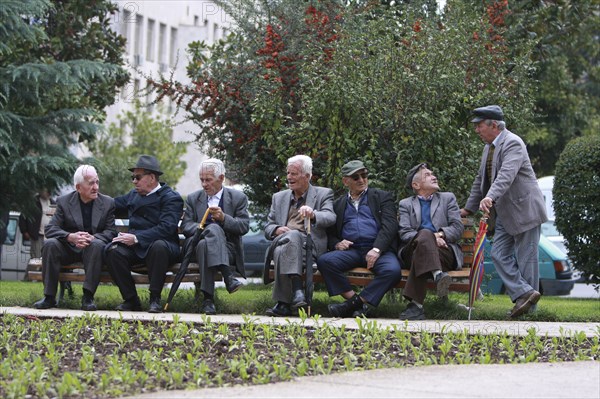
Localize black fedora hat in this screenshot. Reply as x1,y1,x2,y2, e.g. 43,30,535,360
129,155,163,175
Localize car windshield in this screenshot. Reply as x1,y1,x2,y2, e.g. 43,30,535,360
541,221,561,237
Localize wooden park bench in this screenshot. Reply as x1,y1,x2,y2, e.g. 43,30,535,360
26,220,213,304
267,218,477,295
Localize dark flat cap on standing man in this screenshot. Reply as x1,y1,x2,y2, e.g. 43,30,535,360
461,105,547,318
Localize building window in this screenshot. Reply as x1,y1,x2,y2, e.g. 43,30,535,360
169,27,178,67
158,23,167,68
134,14,143,58
146,19,155,62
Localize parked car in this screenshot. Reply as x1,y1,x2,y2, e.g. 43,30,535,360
1,211,31,281
481,234,576,296
242,217,270,276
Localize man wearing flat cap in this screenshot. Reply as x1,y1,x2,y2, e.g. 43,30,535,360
398,163,464,320
317,160,402,317
461,105,547,318
106,155,184,313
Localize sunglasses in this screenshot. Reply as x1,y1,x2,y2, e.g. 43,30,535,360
350,172,368,181
131,172,150,181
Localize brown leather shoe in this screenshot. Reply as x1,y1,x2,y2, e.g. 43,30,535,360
510,289,541,318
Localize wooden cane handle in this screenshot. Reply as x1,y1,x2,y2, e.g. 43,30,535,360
199,208,210,229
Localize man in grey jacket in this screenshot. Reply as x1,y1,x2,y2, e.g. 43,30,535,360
398,163,464,320
181,158,249,315
461,105,547,318
264,155,336,317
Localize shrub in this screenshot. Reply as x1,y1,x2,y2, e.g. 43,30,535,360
553,134,600,285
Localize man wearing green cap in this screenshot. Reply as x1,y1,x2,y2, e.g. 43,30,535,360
317,160,402,318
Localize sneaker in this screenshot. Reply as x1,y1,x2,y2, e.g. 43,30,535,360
399,302,425,320
434,271,452,298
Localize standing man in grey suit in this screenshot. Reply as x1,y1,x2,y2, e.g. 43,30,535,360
33,165,117,311
461,105,547,318
181,158,250,315
264,155,336,317
398,163,464,320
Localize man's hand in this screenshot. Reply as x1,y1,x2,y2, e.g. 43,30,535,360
68,231,94,248
479,197,494,213
335,239,354,251
111,232,137,246
365,249,380,269
274,226,291,237
460,208,472,218
298,205,314,220
208,206,225,223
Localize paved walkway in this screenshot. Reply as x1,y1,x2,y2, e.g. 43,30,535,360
2,306,599,398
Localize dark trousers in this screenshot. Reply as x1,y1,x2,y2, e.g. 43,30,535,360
41,237,104,297
401,230,456,304
106,240,175,301
317,248,402,307
190,224,234,296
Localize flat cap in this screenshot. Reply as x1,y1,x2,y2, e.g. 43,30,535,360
129,155,163,175
406,163,428,190
341,160,366,176
471,105,504,123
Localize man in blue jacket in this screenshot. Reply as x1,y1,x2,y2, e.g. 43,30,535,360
106,155,184,313
317,160,402,317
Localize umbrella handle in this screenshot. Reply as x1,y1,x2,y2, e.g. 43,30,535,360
305,216,311,235
199,208,210,230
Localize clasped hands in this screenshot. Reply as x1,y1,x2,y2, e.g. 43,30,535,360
68,231,95,248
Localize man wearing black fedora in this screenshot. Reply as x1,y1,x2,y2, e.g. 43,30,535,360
106,155,184,313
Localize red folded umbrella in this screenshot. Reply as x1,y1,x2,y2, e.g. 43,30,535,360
468,215,488,320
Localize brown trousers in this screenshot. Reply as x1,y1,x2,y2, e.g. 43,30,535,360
401,230,456,304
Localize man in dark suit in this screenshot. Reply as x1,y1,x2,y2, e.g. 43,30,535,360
461,105,547,318
181,158,249,315
33,165,116,311
317,160,402,318
398,163,464,320
106,155,184,313
264,155,336,317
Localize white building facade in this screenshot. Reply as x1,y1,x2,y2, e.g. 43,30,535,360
107,1,231,196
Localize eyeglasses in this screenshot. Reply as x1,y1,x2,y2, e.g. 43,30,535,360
131,173,150,181
350,172,368,181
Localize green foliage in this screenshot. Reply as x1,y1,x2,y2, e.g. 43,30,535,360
0,0,127,219
554,134,600,284
152,0,536,209
88,102,188,197
503,0,600,176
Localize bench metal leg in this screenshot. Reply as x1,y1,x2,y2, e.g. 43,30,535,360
58,281,74,305
194,281,202,301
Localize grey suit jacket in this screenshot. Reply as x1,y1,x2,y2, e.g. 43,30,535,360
264,185,336,257
398,192,464,269
465,129,547,235
181,187,250,277
45,191,117,249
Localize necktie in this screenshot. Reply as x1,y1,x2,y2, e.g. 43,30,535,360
486,144,495,183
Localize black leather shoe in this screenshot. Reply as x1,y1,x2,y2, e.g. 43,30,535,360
265,302,292,317
200,299,217,315
291,289,307,309
33,296,57,310
434,271,452,298
115,297,142,312
148,297,162,313
81,296,97,311
328,301,354,318
352,304,370,318
399,302,425,320
225,276,242,294
510,290,541,318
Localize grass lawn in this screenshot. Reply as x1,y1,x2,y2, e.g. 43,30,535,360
1,280,598,322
